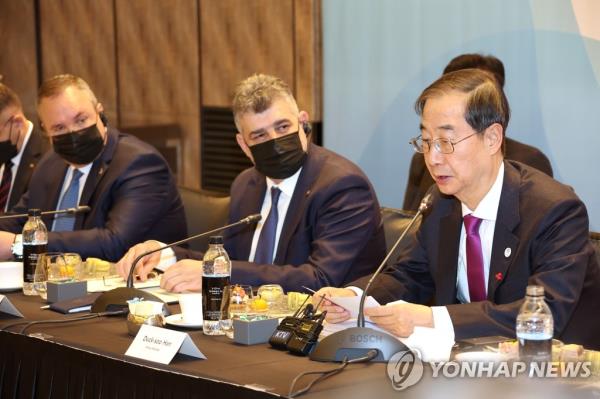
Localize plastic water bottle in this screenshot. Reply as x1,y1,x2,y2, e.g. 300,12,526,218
22,209,48,296
202,236,231,335
516,285,553,363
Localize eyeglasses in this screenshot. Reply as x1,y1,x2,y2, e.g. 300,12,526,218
409,132,480,154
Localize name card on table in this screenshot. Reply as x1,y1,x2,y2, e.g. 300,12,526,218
125,324,206,364
0,294,23,317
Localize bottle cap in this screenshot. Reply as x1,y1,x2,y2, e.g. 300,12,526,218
209,236,224,245
526,285,544,297
28,208,41,217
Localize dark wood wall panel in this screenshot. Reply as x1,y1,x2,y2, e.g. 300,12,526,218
39,0,118,124
200,0,295,107
294,0,322,120
116,0,200,189
0,0,38,122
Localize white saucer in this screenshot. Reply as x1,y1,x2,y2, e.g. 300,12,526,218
165,313,203,329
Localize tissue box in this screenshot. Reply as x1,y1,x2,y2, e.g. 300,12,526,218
46,281,87,303
233,317,278,345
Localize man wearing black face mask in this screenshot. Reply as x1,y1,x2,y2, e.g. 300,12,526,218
0,74,187,262
117,74,387,293
0,83,49,213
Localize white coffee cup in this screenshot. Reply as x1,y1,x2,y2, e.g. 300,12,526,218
179,292,203,324
0,262,23,290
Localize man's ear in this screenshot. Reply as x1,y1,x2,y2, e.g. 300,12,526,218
236,133,254,163
484,123,503,155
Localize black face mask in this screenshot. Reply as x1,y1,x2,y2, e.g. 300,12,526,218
249,131,307,179
0,140,18,165
52,123,104,165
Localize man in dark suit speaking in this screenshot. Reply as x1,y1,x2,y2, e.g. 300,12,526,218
317,69,600,350
0,74,187,261
0,83,48,212
117,74,386,292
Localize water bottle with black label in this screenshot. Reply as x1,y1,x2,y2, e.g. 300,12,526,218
516,285,553,363
22,209,48,296
202,236,231,335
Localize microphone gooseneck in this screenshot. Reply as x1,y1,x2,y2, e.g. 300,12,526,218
0,205,91,220
356,192,432,327
90,214,261,313
309,190,434,363
125,214,262,288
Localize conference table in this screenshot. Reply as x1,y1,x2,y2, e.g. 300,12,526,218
0,293,598,399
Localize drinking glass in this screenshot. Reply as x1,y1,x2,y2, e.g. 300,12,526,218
221,284,254,338
33,252,82,300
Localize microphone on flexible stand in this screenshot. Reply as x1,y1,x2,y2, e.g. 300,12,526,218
90,214,262,313
309,192,434,362
0,205,91,220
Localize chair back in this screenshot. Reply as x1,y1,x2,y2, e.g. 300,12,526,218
179,187,230,252
380,207,421,267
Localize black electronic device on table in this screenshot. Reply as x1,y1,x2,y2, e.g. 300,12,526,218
286,312,326,356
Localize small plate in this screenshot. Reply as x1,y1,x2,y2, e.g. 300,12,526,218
165,313,203,329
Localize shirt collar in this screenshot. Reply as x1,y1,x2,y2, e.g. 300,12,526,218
266,167,302,198
69,162,93,176
461,162,504,221
10,121,33,166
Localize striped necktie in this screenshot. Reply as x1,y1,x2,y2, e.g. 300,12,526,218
0,162,13,211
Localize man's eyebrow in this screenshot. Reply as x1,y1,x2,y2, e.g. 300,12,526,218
50,111,87,131
249,118,291,135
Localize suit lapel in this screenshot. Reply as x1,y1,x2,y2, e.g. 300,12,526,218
273,144,318,264
236,172,266,261
487,161,521,299
434,199,462,305
75,128,118,230
10,130,45,209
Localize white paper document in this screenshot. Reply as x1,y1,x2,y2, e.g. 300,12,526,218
320,299,454,362
327,295,380,318
87,276,161,292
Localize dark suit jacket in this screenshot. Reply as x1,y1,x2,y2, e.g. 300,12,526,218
6,128,49,211
403,137,554,211
0,127,187,262
354,160,600,349
175,143,387,292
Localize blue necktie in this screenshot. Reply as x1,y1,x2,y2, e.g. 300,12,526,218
254,187,282,264
54,169,83,232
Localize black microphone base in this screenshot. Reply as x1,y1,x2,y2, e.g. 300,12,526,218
309,327,409,362
91,287,168,314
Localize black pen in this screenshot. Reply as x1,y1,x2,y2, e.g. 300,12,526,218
301,286,349,312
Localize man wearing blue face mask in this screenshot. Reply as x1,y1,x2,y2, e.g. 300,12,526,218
116,74,386,292
0,74,187,261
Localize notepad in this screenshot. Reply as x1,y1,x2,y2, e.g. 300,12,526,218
48,292,102,314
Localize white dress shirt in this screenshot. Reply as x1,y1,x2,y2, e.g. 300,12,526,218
0,121,33,212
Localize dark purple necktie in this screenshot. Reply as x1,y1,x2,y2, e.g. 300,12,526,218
464,214,486,302
0,162,13,211
253,187,282,264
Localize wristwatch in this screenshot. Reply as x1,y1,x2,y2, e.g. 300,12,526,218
11,234,23,259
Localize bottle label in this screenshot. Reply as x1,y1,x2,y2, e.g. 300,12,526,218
202,275,230,321
23,244,48,283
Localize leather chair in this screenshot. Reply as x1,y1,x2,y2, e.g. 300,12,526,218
380,207,421,267
178,187,230,252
